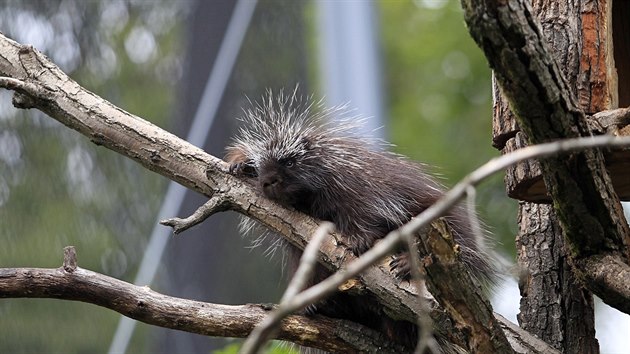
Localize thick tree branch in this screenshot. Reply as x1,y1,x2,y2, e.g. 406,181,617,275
0,252,561,354
0,247,398,353
461,0,630,314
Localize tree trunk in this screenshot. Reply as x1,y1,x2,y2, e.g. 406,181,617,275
493,1,618,352
515,203,597,353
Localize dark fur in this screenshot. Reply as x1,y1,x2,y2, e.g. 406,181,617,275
226,93,496,351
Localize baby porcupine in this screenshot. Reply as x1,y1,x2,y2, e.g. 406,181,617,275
226,91,497,350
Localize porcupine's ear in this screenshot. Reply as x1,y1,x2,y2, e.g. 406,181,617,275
299,136,313,150
225,146,249,164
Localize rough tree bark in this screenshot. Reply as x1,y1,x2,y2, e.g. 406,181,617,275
515,203,597,353
463,0,630,312
493,1,606,352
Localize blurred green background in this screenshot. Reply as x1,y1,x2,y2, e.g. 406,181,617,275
0,0,518,353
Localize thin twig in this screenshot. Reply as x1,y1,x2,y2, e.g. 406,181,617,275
159,196,225,234
240,222,334,354
282,222,334,302
404,232,440,354
466,185,486,253
0,77,33,92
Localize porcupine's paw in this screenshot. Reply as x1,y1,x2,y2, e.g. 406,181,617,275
349,237,375,258
228,160,257,177
389,253,411,281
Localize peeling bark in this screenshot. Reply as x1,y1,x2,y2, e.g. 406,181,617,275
462,0,630,338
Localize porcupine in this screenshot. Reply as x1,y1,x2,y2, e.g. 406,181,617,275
225,91,497,351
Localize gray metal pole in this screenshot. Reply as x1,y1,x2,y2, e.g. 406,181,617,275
316,0,386,137
107,1,257,352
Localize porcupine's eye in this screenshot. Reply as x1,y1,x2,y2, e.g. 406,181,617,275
280,157,296,168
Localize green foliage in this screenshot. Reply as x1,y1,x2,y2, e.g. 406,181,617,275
380,0,492,178
379,0,517,252
212,341,298,354
212,343,242,354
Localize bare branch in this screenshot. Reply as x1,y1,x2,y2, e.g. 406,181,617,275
590,107,630,134
0,76,39,95
0,248,400,353
495,314,560,354
282,222,335,303
465,186,485,250
581,254,630,306
0,37,224,199
401,224,440,354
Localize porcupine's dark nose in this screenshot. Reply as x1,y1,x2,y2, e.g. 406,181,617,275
262,177,277,188
261,174,281,193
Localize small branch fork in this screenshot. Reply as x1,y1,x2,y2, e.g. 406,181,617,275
160,197,227,234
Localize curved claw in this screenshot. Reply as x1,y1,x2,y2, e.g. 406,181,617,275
303,303,319,316
390,253,411,281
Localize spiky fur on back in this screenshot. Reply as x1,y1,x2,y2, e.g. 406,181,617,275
226,90,497,350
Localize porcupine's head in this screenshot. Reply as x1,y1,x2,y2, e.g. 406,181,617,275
227,90,371,213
